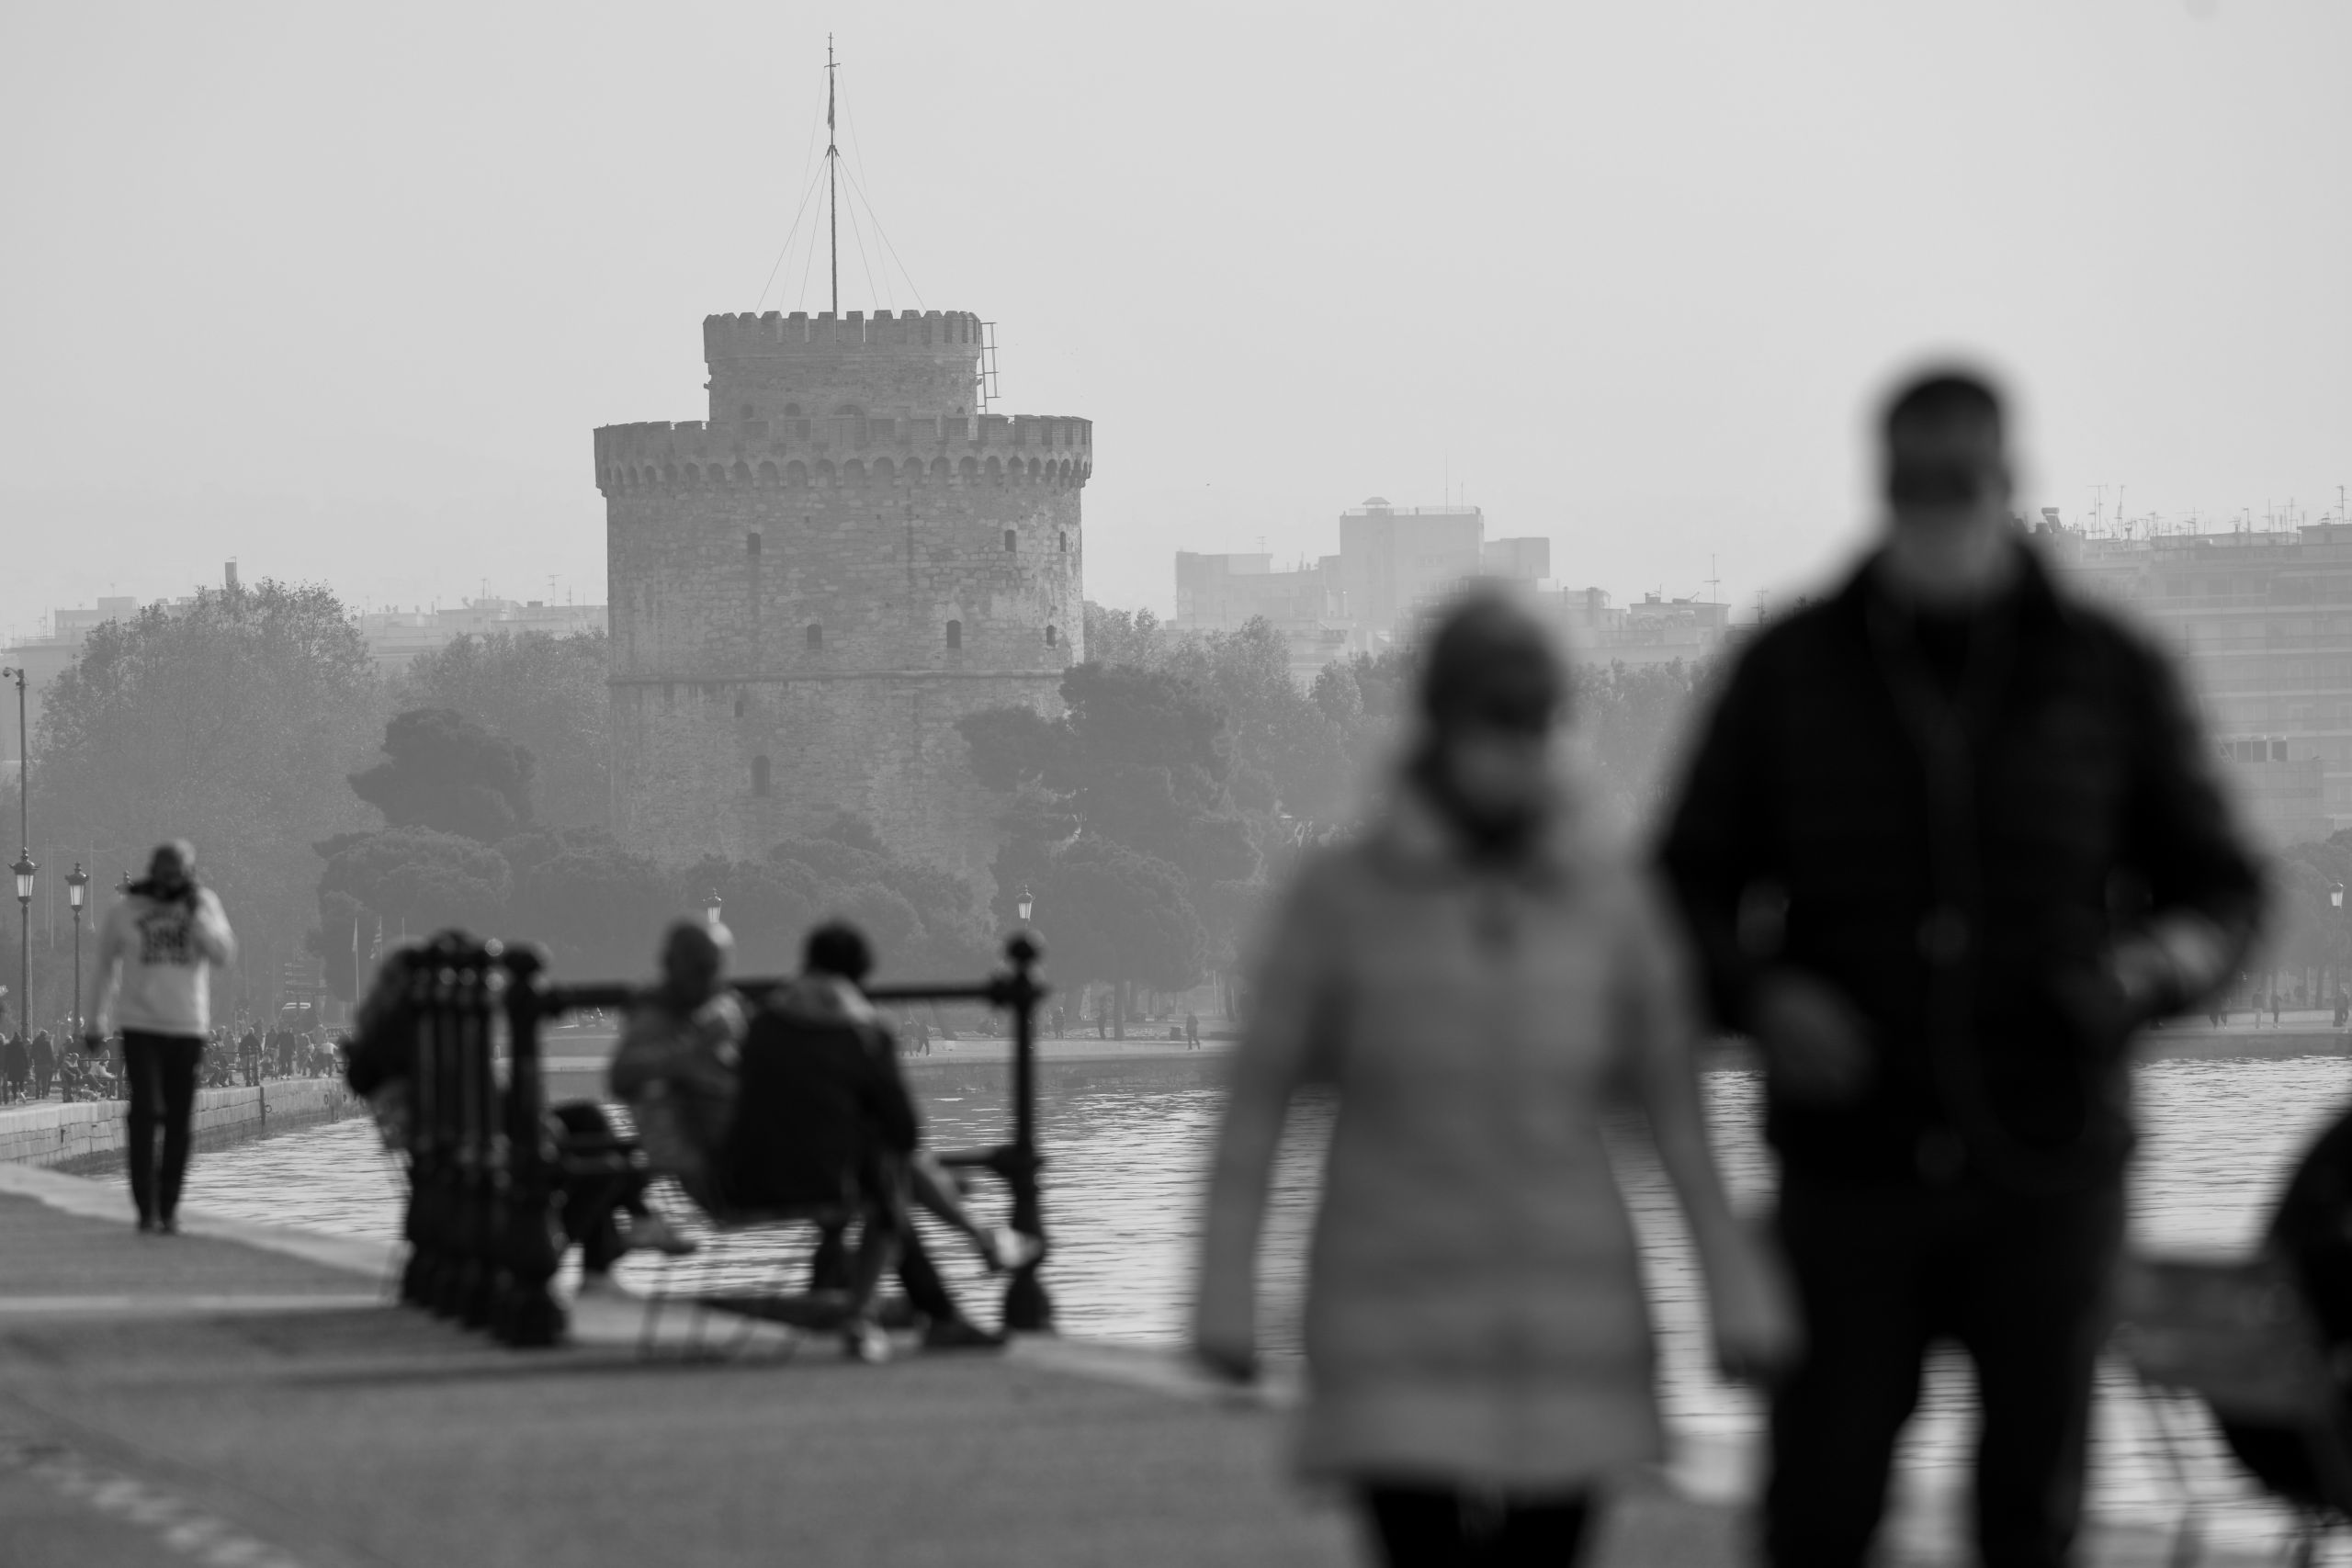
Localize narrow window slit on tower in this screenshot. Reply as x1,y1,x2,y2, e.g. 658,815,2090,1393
807,624,823,649
1046,625,1057,647
945,619,962,650
747,531,762,557
1005,528,1018,552
752,755,771,796
1058,530,1068,553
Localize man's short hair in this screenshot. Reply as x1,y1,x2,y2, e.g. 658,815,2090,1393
1882,369,2005,448
803,920,874,984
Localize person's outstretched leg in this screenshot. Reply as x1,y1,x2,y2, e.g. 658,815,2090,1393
153,1037,201,1227
121,1033,163,1228
1358,1484,1470,1568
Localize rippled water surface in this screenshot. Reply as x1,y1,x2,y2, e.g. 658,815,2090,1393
127,1051,2352,1549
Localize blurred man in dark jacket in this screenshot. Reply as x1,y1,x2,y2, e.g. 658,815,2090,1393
737,922,1006,1352
1658,369,2265,1568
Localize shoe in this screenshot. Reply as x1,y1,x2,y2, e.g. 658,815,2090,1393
921,1316,1006,1352
979,1225,1044,1275
842,1319,891,1364
135,1216,157,1235
157,1216,179,1236
622,1213,697,1257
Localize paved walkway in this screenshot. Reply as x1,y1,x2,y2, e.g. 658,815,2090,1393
0,1165,2271,1567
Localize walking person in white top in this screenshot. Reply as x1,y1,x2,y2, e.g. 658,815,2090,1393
83,841,238,1234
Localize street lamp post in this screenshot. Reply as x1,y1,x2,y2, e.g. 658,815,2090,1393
703,889,724,928
1,666,28,1039
65,863,89,1037
9,851,33,1044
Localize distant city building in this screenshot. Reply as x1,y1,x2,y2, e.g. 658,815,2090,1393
2048,518,2352,847
1338,500,1488,642
1172,551,1348,685
1170,501,1723,687
359,598,605,678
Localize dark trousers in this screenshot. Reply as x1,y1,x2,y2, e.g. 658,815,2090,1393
809,1193,959,1322
549,1102,649,1276
122,1032,203,1224
1766,1172,2124,1568
1355,1484,1592,1568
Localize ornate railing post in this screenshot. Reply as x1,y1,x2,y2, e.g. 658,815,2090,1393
398,951,437,1308
494,946,567,1348
996,933,1052,1332
456,946,499,1328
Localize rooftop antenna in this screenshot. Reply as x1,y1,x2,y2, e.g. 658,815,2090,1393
826,35,840,317
1707,554,1721,605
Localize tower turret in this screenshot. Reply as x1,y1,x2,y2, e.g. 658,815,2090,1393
703,309,986,423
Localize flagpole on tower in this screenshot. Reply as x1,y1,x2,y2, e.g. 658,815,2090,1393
826,34,840,317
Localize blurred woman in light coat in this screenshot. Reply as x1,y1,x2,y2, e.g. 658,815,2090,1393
1194,591,1795,1568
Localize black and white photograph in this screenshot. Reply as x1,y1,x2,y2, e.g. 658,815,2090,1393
1,4,2348,1564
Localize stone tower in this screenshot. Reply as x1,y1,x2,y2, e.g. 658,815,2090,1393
594,309,1090,879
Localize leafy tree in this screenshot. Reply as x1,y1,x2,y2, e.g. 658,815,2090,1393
1574,659,1714,826
680,815,990,979
34,580,379,1013
349,707,535,841
1082,603,1176,668
398,630,609,829
316,827,513,936
507,832,678,978
1030,839,1204,1033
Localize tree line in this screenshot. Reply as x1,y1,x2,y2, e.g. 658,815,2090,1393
0,580,1719,1031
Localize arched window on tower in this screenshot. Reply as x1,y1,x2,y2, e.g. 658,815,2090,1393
1004,528,1018,552
783,403,803,418
1058,530,1069,554
746,530,762,558
945,619,962,650
1045,625,1057,648
807,624,823,650
733,693,747,718
752,755,771,796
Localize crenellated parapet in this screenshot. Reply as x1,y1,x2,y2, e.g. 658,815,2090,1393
704,308,985,354
594,413,1092,496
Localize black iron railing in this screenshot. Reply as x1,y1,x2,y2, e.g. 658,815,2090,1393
396,932,1051,1348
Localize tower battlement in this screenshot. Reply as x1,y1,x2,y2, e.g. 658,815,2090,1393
594,413,1091,496
703,309,985,354
702,309,989,423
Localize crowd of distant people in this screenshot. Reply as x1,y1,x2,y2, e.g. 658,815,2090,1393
0,1016,346,1105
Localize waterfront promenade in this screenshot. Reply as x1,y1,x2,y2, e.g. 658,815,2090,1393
0,1152,2277,1567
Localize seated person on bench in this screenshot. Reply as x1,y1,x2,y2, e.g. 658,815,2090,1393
346,934,674,1297
609,920,746,1230
732,921,1012,1351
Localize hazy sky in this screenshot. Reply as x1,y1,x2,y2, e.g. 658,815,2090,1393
3,0,2346,643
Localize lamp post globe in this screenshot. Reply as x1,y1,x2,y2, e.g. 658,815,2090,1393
1017,885,1035,924
65,862,87,912
704,890,724,928
10,852,32,908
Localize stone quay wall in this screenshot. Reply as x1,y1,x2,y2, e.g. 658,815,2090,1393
0,1079,361,1172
